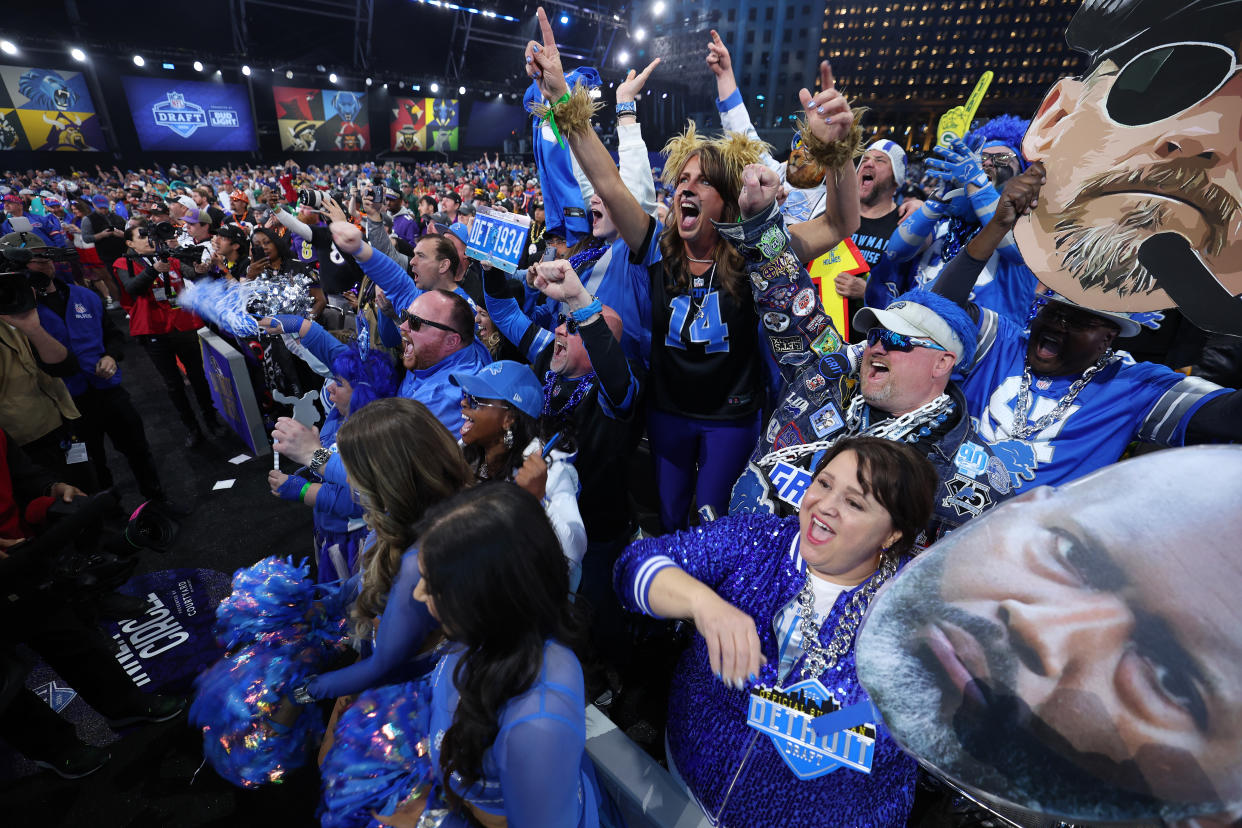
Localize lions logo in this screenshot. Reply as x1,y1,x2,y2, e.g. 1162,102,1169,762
331,91,361,123
18,69,78,111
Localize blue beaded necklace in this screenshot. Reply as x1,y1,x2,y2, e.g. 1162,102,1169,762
543,369,596,416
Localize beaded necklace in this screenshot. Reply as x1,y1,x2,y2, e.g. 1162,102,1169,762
568,244,607,275
542,369,596,417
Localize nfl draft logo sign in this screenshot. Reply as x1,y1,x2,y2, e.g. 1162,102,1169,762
153,91,207,137
152,91,240,138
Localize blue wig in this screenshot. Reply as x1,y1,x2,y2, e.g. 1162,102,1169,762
331,347,399,416
965,114,1031,169
889,288,978,368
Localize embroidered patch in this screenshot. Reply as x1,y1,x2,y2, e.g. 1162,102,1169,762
802,313,830,336
986,454,1012,495
817,352,850,380
773,421,805,451
990,439,1038,489
804,373,826,393
809,402,845,439
763,311,792,332
768,459,811,505
953,441,989,478
941,474,994,517
791,288,816,317
765,416,782,444
760,284,797,307
780,394,811,420
769,335,803,355
757,226,787,259
811,327,844,355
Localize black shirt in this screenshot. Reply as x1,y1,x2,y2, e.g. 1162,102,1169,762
635,217,761,420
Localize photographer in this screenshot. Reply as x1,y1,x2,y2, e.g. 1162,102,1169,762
0,428,185,779
6,234,175,507
116,223,227,448
210,224,250,282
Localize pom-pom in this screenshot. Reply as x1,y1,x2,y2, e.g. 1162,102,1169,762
178,277,260,337
190,640,329,788
214,556,350,654
528,82,601,145
796,105,868,171
318,680,436,828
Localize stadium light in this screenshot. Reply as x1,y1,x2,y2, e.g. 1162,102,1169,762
366,77,373,86
458,85,465,95
132,54,145,67
635,27,646,42
560,14,569,24
0,41,17,56
242,65,251,76
286,70,294,79
430,82,439,93
193,60,204,71
653,0,666,14
70,47,87,62
618,50,630,64
329,72,338,83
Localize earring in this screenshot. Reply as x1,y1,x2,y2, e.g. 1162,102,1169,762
503,427,514,449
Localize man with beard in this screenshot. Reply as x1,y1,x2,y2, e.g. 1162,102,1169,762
1011,0,1241,330
886,116,1039,324
855,446,1242,826
938,163,1240,489
838,141,908,321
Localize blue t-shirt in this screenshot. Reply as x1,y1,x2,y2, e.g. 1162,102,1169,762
960,310,1226,489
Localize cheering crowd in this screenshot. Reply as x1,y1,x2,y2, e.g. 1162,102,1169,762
1,3,1240,826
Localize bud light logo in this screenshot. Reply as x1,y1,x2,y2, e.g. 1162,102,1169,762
152,91,239,138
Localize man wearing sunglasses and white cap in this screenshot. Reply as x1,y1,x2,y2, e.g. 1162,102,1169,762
1012,0,1242,331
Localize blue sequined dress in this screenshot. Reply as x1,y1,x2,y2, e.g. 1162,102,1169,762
614,514,917,828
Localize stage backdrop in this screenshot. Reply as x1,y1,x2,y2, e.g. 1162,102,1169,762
121,76,256,152
390,97,459,152
0,65,106,151
273,86,370,151
463,100,527,150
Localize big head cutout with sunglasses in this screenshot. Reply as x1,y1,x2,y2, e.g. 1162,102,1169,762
856,445,1242,824
1012,0,1242,335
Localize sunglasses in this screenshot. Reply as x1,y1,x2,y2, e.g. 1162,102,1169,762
463,392,508,410
866,327,947,353
1106,41,1241,127
399,310,463,338
981,151,1018,167
1039,303,1116,331
555,313,580,334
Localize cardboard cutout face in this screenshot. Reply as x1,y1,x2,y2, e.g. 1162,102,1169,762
1012,10,1241,333
856,446,1242,823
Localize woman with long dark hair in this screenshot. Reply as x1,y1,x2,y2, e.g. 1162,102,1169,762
523,10,861,530
615,437,938,827
393,483,604,827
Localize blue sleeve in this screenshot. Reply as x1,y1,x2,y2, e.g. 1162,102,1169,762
312,481,363,522
308,549,435,699
886,204,940,263
614,514,786,618
375,309,403,349
358,248,419,316
297,319,350,369
484,290,554,366
322,452,348,486
498,717,585,828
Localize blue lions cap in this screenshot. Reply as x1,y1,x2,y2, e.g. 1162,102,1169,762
448,222,470,244
450,360,543,419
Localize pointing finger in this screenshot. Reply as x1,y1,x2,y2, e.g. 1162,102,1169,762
710,29,722,46
819,60,834,92
637,57,660,81
536,7,556,50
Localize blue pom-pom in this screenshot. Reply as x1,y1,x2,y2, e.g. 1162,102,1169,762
318,680,436,828
190,639,330,788
214,556,350,652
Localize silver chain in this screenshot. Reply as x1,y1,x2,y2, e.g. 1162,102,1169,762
795,555,897,679
1011,351,1116,439
757,393,953,470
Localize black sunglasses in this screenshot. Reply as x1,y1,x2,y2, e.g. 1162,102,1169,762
555,313,580,334
399,309,463,338
1106,41,1241,127
1039,303,1117,331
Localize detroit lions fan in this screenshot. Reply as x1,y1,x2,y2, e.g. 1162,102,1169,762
937,163,1241,489
725,199,1013,542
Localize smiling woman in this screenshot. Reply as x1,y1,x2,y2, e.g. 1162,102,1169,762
615,437,938,828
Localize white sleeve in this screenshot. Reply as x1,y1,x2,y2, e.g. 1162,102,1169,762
569,150,594,204
274,208,313,241
719,98,782,175
543,460,587,569
617,121,657,219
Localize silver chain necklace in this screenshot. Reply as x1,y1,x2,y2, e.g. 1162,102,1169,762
795,555,896,679
1011,350,1116,440
844,393,953,442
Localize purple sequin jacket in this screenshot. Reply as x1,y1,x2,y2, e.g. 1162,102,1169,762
614,513,917,828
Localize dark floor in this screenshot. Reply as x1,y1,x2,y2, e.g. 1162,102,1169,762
0,306,323,827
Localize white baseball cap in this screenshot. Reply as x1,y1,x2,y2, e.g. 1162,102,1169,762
865,140,907,186
854,298,966,366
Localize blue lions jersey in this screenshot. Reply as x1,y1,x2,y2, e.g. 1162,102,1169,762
960,310,1227,489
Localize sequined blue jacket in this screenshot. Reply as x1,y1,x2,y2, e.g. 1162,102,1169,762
614,514,917,828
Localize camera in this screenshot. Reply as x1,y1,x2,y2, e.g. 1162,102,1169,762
0,243,78,314
297,188,325,209
0,269,36,315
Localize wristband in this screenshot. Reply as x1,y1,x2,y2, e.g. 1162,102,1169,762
291,679,316,705
615,101,637,117
568,297,603,324
299,482,311,503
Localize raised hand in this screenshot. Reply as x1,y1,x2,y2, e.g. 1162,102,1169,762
329,220,364,255
532,258,587,305
992,161,1045,232
524,7,569,102
705,29,733,78
799,61,853,146
616,58,660,104
925,138,987,189
738,163,783,218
